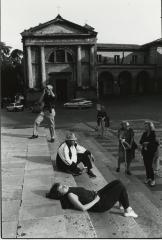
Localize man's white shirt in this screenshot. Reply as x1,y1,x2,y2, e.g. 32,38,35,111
58,142,86,165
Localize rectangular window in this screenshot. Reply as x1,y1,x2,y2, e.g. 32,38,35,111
132,55,137,64
114,55,120,64
56,50,65,62
97,54,102,63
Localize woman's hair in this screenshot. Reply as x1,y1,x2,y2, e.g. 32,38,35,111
144,121,155,131
46,183,62,200
120,121,129,129
122,121,130,127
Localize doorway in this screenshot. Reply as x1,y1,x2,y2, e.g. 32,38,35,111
55,78,67,101
98,72,114,99
48,72,72,101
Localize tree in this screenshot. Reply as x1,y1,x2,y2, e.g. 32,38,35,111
10,49,23,65
1,42,24,98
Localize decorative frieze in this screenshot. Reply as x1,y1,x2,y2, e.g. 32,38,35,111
24,38,96,46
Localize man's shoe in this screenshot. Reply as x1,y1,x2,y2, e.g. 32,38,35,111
72,169,82,176
144,178,151,184
87,170,96,178
149,180,156,186
50,138,55,143
116,168,120,172
126,170,132,175
73,172,82,176
29,135,38,139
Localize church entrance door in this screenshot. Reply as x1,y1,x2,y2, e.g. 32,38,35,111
48,72,72,101
55,78,67,101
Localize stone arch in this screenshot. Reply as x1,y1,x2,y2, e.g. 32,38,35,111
98,71,114,99
47,47,75,63
136,71,150,94
118,71,132,96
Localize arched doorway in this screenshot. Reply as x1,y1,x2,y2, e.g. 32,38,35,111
47,48,74,101
118,71,132,96
136,71,150,95
98,72,114,99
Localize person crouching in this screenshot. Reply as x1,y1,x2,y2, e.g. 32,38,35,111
56,131,96,178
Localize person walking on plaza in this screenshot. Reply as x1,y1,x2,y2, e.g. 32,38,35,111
46,179,138,218
139,121,159,186
30,84,56,143
96,105,110,137
116,121,137,175
56,131,96,178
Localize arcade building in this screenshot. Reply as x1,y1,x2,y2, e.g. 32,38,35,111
21,15,162,102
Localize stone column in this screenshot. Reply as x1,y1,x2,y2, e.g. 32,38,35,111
40,46,46,87
77,45,82,87
27,46,33,88
90,45,95,86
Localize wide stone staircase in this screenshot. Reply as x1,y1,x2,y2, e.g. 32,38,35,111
2,123,162,238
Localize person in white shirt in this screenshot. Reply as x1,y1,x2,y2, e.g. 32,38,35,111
56,132,96,178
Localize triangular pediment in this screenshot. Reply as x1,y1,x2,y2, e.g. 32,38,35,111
21,15,97,37
34,23,86,35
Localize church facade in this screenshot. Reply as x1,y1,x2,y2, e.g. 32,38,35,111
21,15,162,102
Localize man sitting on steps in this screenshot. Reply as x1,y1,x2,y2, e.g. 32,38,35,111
56,131,96,178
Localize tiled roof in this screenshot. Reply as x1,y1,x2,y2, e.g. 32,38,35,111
141,38,162,48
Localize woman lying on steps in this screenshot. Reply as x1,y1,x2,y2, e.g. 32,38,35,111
46,179,138,218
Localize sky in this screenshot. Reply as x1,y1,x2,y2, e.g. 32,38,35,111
1,0,161,50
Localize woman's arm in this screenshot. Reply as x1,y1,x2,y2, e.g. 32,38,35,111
68,193,100,211
139,132,145,145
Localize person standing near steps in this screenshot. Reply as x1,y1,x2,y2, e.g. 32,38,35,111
139,121,159,186
30,84,56,143
116,121,137,175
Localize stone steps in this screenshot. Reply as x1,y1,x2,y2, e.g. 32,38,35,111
55,128,147,237
1,128,31,238
74,125,162,238
47,128,97,238
16,128,65,238
76,131,147,238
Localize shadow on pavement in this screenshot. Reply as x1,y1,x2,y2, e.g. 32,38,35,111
32,189,48,197
13,155,51,165
2,133,31,138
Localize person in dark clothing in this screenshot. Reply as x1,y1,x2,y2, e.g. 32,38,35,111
30,85,56,142
96,105,110,136
46,180,138,218
139,121,159,186
56,131,96,178
116,121,137,175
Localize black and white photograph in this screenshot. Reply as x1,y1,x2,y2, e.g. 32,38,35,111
1,0,162,238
